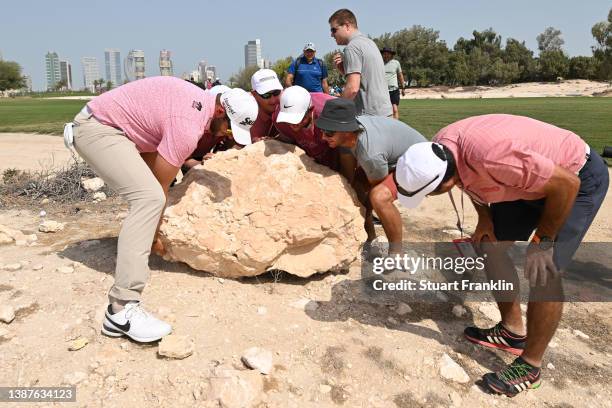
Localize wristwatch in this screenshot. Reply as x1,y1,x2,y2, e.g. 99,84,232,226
531,234,554,251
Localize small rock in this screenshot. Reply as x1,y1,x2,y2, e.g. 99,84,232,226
207,368,263,408
82,177,104,192
158,335,194,359
452,305,467,318
241,347,273,374
549,340,558,348
478,303,501,321
573,329,590,340
32,264,44,271
0,327,14,340
41,198,50,204
0,305,16,323
289,298,319,312
395,302,412,315
56,266,74,274
439,353,470,384
3,263,22,271
546,363,555,370
39,220,65,233
319,384,332,394
387,317,399,325
63,371,87,386
256,306,267,315
93,192,107,202
0,232,13,246
68,337,89,351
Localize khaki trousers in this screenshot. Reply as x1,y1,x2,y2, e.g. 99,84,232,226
73,110,165,303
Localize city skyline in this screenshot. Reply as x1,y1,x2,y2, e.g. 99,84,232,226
2,0,610,90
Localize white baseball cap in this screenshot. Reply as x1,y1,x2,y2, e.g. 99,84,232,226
251,69,282,95
276,86,311,125
303,42,316,51
395,142,448,208
209,84,231,96
220,88,258,146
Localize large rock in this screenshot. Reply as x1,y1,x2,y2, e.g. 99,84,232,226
159,141,366,278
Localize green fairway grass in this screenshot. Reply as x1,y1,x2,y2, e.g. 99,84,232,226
399,97,612,152
0,96,610,151
0,98,86,134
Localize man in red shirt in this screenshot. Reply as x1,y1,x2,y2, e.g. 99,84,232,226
249,69,282,142
395,114,608,396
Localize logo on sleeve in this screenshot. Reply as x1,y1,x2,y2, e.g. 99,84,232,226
192,101,202,111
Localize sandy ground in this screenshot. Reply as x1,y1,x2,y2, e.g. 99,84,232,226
402,79,611,99
0,134,73,173
0,130,611,407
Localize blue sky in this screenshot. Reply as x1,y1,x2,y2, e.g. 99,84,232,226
1,0,610,90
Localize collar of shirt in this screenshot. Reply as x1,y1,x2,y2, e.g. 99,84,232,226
348,30,362,42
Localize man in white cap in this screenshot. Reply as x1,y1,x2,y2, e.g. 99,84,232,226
273,86,339,169
285,42,329,94
315,98,426,256
395,114,608,397
249,69,283,142
68,77,257,343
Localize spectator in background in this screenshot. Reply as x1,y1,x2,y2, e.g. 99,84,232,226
249,69,283,142
285,42,329,94
328,8,392,117
381,47,405,119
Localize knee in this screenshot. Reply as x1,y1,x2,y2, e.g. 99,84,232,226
138,184,166,213
369,184,393,209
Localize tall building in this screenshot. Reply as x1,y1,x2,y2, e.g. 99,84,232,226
59,60,72,90
244,39,263,68
124,50,145,82
45,51,61,90
81,57,100,92
104,48,122,88
159,50,173,76
22,75,32,92
206,65,217,80
198,60,208,83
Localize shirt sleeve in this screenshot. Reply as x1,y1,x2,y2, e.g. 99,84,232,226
360,155,389,181
157,116,200,168
287,59,296,75
479,140,555,193
395,60,402,74
343,45,363,75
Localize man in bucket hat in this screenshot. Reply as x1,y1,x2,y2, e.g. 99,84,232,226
315,98,426,256
395,114,608,396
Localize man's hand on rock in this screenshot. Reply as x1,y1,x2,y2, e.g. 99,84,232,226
151,237,166,256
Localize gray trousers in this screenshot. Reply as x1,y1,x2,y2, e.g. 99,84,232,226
73,110,166,303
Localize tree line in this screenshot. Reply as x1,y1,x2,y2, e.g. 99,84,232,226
231,7,611,90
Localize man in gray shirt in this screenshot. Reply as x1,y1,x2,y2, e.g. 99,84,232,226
316,98,426,256
328,9,392,117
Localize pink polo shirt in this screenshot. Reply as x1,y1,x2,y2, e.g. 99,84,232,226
433,114,587,204
87,76,215,167
273,92,337,168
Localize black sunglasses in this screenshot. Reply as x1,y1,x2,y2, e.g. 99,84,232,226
395,173,440,197
330,25,342,34
258,89,281,99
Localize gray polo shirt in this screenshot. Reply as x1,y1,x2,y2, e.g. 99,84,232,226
352,115,426,181
343,31,393,117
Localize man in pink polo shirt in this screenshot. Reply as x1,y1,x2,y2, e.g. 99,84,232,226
273,86,339,169
249,69,282,142
68,77,258,343
395,114,608,396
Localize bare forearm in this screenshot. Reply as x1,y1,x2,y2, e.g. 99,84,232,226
536,186,578,238
342,84,358,99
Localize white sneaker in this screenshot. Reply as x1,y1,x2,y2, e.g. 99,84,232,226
102,302,172,343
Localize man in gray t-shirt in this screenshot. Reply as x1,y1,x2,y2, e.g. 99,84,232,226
328,9,392,117
316,98,426,256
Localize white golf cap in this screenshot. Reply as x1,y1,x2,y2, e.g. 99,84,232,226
303,42,316,51
276,86,311,125
220,88,258,146
209,84,231,97
251,69,283,95
395,142,448,208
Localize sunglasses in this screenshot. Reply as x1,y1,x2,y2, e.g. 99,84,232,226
321,130,336,136
330,25,342,34
258,89,281,99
